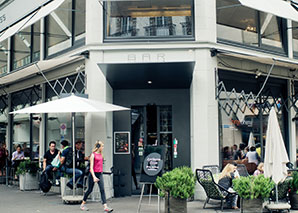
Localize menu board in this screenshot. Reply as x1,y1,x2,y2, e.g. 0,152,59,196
114,131,130,154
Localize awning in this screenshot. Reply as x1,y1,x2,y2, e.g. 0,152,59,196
0,0,65,43
239,0,298,23
0,55,83,85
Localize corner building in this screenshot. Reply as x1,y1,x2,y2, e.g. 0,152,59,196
1,0,298,199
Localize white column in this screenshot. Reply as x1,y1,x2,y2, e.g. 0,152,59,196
85,51,113,198
287,19,293,59
191,49,218,199
194,0,217,43
86,0,103,45
288,79,296,167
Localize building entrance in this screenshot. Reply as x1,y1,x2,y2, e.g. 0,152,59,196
131,104,173,194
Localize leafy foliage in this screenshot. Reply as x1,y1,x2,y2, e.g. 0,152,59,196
232,175,274,200
290,171,298,194
155,166,195,199
16,160,39,176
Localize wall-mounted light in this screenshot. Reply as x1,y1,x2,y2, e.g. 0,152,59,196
147,80,152,84
255,70,262,79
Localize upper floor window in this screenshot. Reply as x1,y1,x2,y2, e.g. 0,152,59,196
12,22,40,70
292,21,298,56
217,0,286,53
46,0,85,57
0,40,8,75
105,0,193,40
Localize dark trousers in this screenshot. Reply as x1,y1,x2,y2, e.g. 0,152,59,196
83,172,106,204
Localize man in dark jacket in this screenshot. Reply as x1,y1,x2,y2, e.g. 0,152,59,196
60,140,83,189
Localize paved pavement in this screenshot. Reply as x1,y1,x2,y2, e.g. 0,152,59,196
1,184,298,213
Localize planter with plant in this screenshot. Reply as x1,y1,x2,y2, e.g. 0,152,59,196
155,166,196,213
233,174,274,213
16,160,39,191
290,171,298,209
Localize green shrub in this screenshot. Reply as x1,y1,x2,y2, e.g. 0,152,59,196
15,160,39,176
155,166,196,199
232,175,274,200
290,171,298,194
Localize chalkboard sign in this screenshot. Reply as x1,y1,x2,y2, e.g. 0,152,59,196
140,145,165,183
114,131,130,154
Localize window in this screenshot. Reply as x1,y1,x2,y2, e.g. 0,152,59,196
11,87,41,159
46,0,85,57
105,0,193,39
12,23,40,70
292,21,298,55
0,40,8,75
217,0,285,53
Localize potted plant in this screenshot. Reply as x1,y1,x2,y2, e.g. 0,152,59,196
16,160,39,191
233,174,274,213
155,166,195,213
290,171,298,209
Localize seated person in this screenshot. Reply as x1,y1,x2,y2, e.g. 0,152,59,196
253,162,264,176
218,163,239,210
11,145,24,169
43,141,59,183
245,146,260,165
60,140,83,189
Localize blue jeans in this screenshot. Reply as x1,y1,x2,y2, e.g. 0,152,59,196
44,165,60,180
63,167,83,186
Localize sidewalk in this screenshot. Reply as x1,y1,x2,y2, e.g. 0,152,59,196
1,184,296,213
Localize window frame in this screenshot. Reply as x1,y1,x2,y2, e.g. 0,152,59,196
103,0,195,42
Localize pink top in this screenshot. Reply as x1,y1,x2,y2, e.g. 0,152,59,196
92,152,103,173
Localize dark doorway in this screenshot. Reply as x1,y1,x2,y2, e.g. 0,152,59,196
131,104,173,194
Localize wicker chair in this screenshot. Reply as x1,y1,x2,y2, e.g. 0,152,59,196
196,169,237,211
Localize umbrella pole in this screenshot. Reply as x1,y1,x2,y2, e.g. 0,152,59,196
72,112,75,197
275,184,278,203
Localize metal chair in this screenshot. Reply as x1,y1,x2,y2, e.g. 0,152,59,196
202,165,220,175
196,169,237,211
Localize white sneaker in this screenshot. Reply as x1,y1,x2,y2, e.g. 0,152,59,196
80,204,89,211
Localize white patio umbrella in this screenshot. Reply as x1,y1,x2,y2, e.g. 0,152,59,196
264,107,289,203
247,131,255,148
10,94,130,199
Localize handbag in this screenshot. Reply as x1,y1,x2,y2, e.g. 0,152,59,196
51,154,61,168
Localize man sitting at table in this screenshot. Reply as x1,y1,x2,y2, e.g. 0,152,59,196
11,145,25,173
43,141,59,184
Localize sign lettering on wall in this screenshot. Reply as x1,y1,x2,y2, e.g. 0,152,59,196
127,53,166,62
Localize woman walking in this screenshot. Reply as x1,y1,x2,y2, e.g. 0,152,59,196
80,141,113,212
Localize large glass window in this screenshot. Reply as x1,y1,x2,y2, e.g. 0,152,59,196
46,0,86,56
0,40,8,75
12,23,40,70
74,0,86,41
105,0,193,39
11,87,41,159
217,0,285,52
292,21,298,55
218,70,287,172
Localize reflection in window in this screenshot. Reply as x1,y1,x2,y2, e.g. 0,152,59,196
0,40,8,75
11,87,41,159
46,0,86,56
12,22,40,70
75,0,86,41
292,22,298,53
105,0,193,38
217,0,284,51
217,0,258,46
260,12,282,48
47,0,72,56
